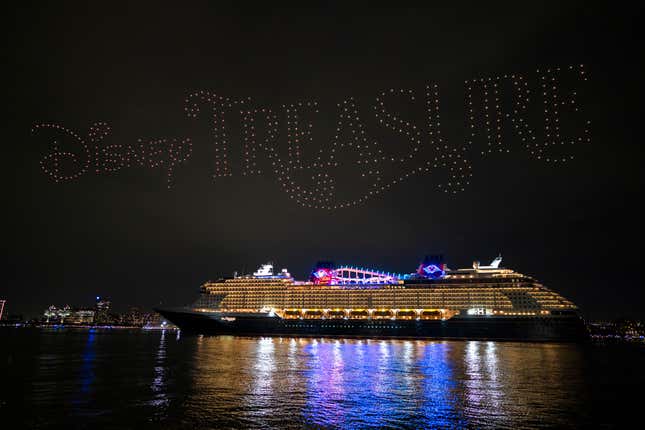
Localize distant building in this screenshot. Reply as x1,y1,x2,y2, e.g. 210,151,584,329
67,308,95,325
94,297,112,324
144,312,175,329
43,305,72,323
144,312,162,327
588,319,645,339
123,307,144,326
43,305,57,322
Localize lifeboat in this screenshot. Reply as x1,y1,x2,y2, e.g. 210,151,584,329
396,310,417,320
327,310,346,319
303,309,324,319
420,310,442,320
349,309,369,319
372,309,394,319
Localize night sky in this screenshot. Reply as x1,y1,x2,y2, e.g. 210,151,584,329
6,2,644,320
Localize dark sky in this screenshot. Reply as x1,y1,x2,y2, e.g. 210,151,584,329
6,2,644,319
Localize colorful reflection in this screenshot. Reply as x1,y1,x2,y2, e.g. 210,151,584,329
80,330,97,394
300,339,463,428
14,330,606,429
70,329,97,415
149,330,170,411
462,341,503,425
183,336,588,428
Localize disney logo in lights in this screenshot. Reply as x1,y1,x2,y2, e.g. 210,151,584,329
33,65,591,210
422,264,445,279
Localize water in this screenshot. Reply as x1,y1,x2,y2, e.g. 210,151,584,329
1,328,642,429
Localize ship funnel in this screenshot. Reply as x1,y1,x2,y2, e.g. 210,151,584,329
417,254,446,279
253,263,274,277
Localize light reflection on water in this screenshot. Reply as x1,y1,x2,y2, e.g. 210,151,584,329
185,337,580,428
149,329,169,411
2,329,643,428
70,328,96,415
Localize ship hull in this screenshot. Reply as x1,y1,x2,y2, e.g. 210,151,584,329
155,308,589,342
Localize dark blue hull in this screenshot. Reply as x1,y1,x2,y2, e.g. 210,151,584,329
155,308,589,342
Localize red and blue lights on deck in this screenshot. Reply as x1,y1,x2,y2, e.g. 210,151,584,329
310,256,446,286
417,255,446,280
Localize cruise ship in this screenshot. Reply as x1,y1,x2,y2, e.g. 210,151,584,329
155,256,589,341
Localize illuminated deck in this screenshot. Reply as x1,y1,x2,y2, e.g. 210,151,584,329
193,258,578,320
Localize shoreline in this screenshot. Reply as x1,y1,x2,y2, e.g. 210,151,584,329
0,323,177,330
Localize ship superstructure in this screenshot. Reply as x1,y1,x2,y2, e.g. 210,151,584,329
157,256,587,341
194,257,576,318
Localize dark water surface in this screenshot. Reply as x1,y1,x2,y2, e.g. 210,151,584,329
1,328,642,429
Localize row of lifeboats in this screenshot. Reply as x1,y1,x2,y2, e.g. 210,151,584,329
279,308,454,320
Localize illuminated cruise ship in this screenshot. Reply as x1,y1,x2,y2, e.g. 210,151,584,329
155,256,588,341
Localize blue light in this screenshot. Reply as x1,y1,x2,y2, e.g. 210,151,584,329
422,264,445,279
96,296,100,301
72,330,97,412
301,340,461,427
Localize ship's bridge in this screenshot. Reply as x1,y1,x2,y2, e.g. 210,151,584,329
249,263,292,279
445,256,523,279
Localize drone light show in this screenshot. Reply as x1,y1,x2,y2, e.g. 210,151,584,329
33,65,590,210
